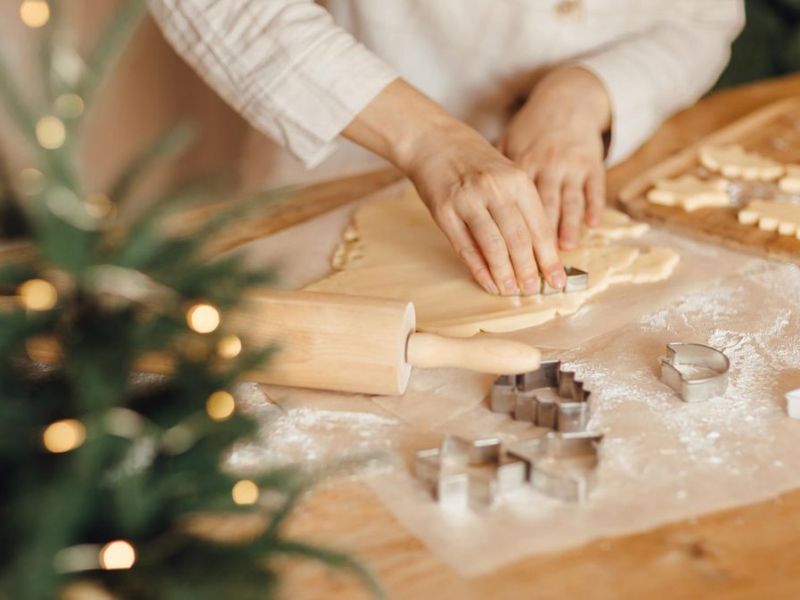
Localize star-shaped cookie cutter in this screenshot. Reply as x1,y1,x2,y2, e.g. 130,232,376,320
659,342,729,403
414,435,527,509
414,431,603,507
490,359,591,432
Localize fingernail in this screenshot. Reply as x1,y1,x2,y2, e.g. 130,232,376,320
503,279,519,295
486,281,500,295
523,277,540,295
548,266,567,289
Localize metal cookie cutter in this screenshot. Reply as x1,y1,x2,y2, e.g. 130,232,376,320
508,431,603,503
414,435,527,509
540,266,589,295
660,342,730,403
490,359,591,432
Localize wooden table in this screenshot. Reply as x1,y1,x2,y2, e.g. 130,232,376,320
269,75,800,600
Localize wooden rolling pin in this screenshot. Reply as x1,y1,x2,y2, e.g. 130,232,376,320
23,290,540,396
229,290,540,395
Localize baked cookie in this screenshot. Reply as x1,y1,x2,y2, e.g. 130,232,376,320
647,175,730,211
699,145,784,181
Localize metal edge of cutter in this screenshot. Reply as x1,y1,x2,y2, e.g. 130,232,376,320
659,342,730,403
414,431,603,508
490,359,591,433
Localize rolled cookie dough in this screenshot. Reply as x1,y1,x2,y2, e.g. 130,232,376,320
779,165,800,195
699,145,784,181
647,175,731,211
738,200,800,238
306,185,680,337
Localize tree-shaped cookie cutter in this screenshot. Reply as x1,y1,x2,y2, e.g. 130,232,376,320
490,359,591,432
414,431,603,507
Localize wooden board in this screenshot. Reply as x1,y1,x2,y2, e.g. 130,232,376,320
618,98,800,264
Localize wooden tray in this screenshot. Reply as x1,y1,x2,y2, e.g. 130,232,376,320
618,98,800,264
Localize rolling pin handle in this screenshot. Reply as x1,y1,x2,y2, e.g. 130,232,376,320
406,332,540,375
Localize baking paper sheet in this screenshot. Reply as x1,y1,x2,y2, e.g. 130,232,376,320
227,189,800,576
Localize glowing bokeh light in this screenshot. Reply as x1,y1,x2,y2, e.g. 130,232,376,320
186,303,220,334
232,480,259,505
36,116,66,149
99,540,136,570
19,0,50,28
216,334,242,359
43,419,86,453
18,279,58,311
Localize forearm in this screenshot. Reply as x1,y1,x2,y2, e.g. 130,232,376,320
342,79,487,174
525,67,612,135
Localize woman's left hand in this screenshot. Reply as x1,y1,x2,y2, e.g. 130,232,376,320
498,67,611,250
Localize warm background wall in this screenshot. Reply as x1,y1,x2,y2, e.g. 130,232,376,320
0,0,252,205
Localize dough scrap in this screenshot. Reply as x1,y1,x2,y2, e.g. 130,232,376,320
647,175,731,211
306,185,680,337
779,165,800,195
699,145,784,181
738,200,800,238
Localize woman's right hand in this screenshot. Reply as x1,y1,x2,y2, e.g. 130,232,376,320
404,125,566,296
344,79,565,296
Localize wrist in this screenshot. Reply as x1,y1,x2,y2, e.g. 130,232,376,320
344,79,480,176
527,66,611,133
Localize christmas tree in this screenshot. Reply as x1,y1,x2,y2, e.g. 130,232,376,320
0,1,380,598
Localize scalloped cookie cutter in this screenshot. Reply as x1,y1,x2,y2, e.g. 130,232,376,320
490,359,591,432
660,342,730,403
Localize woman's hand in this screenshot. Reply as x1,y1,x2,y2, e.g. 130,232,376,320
498,67,611,250
344,79,565,296
406,125,566,296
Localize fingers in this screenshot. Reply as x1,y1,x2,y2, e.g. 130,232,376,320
585,168,606,227
559,176,584,250
487,202,540,295
437,207,499,295
514,185,566,290
461,207,520,296
536,170,562,229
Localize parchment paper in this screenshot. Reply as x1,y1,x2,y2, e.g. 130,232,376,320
227,187,800,576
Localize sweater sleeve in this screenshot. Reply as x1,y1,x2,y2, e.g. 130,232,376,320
148,0,398,167
575,0,745,165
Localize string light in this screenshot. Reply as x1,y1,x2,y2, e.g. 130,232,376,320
206,391,235,421
186,303,220,334
84,193,114,219
216,334,242,359
99,540,136,570
42,419,86,453
19,0,50,28
18,278,58,311
18,167,45,196
231,480,259,505
54,93,85,119
35,116,66,149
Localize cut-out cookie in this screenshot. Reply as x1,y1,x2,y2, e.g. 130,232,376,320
699,145,784,181
307,185,680,337
646,175,730,211
738,200,800,238
779,165,800,195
